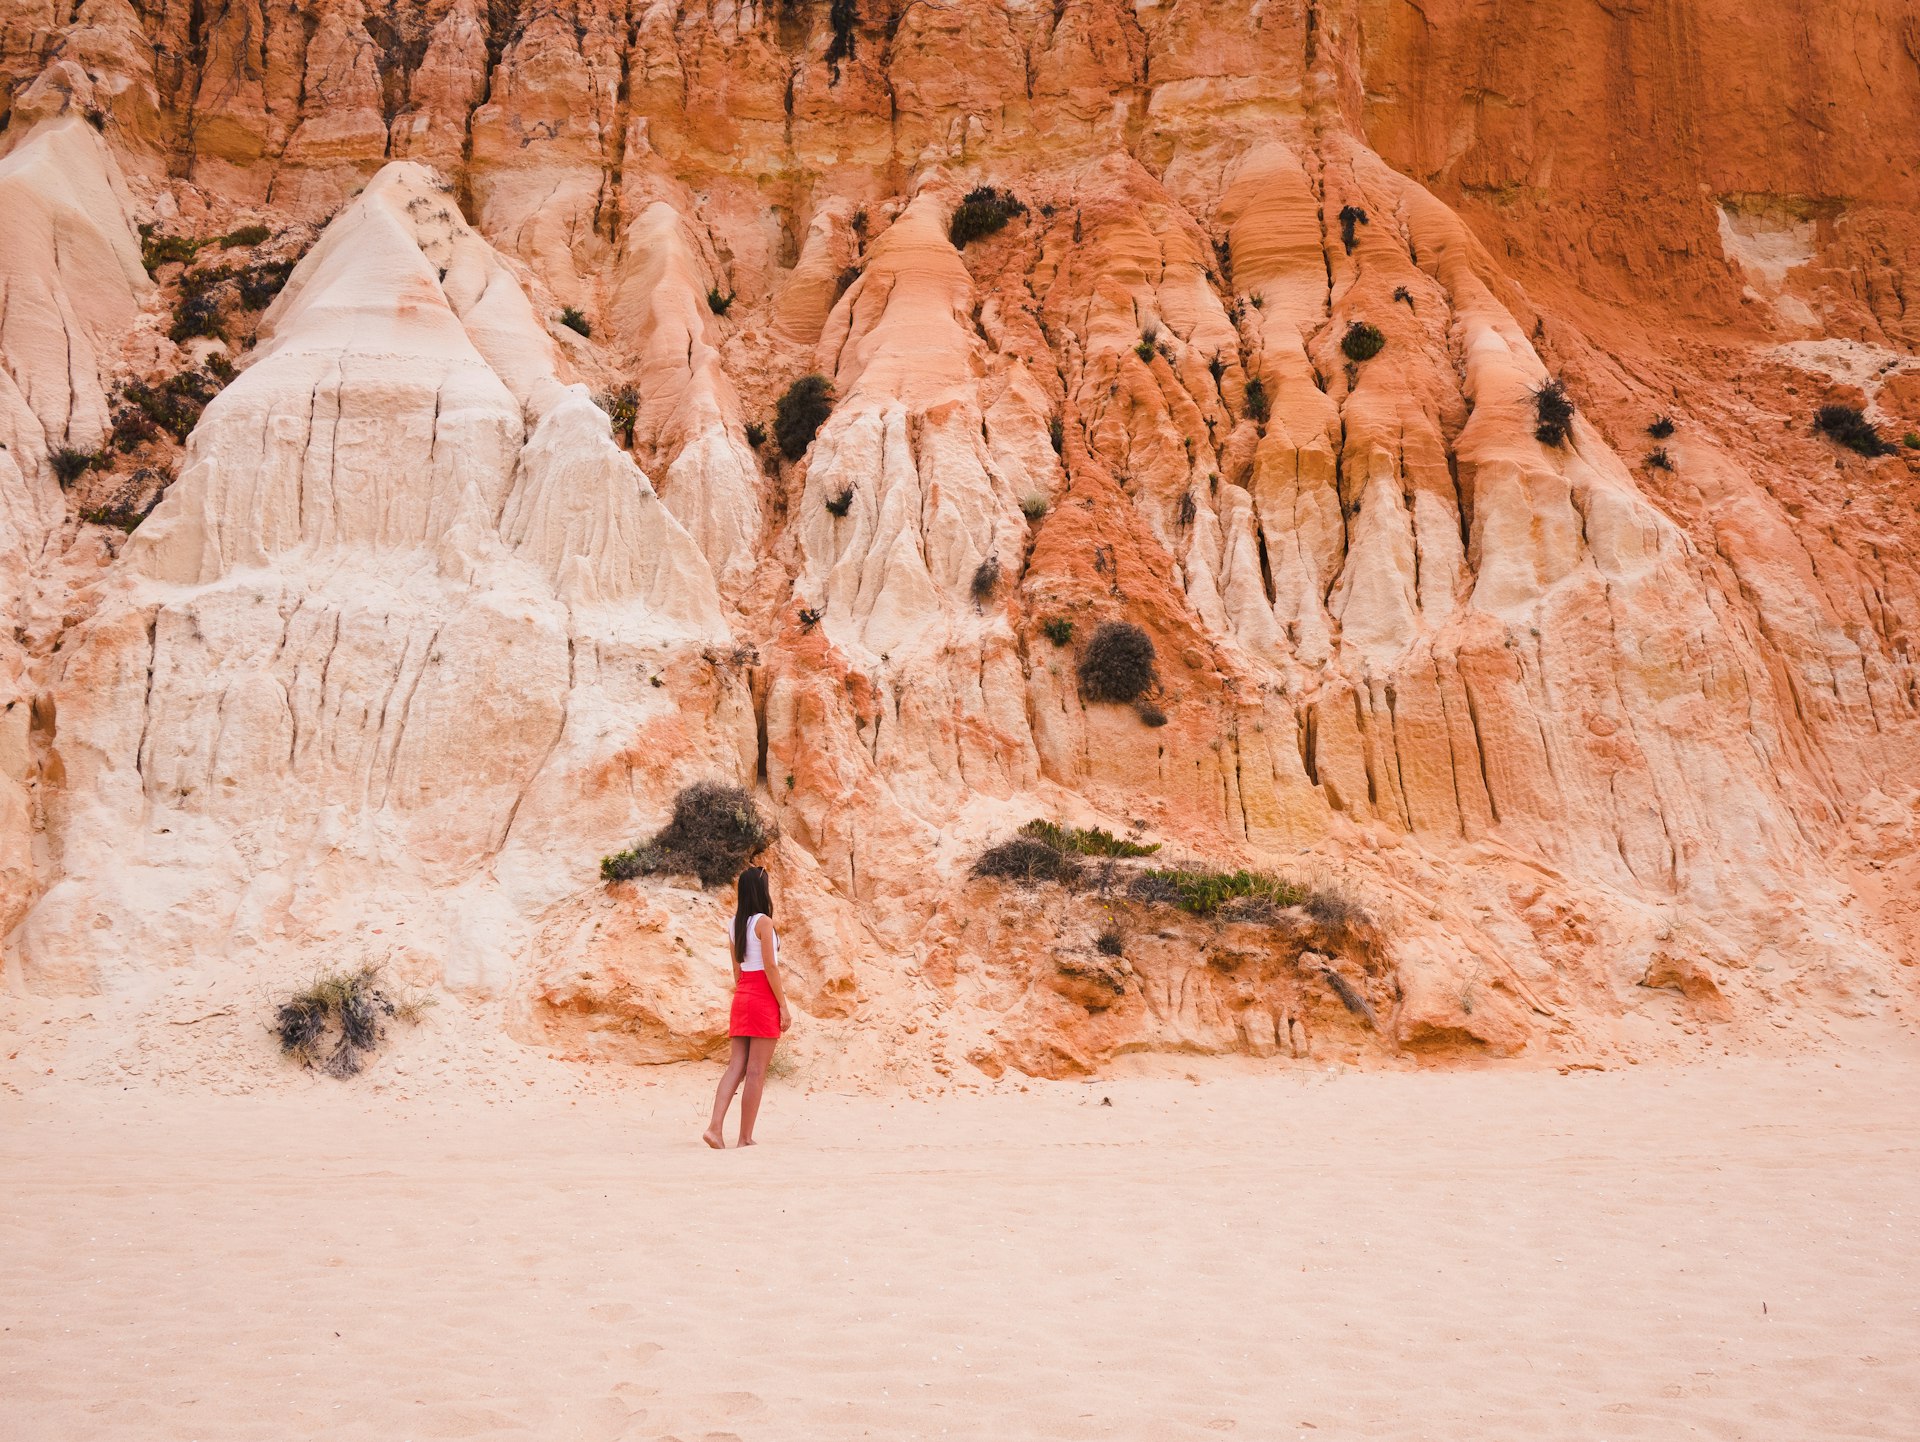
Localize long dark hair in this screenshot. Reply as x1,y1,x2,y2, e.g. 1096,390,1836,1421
733,865,772,965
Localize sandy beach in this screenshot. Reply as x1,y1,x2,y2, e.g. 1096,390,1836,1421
4,1049,1916,1441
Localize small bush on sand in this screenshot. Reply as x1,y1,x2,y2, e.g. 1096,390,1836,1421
1041,617,1073,647
1815,404,1896,457
274,965,431,1078
605,781,774,888
1341,321,1385,363
1534,378,1575,447
949,186,1026,248
1020,818,1158,858
775,374,834,459
973,836,1081,886
559,306,591,338
1077,620,1156,704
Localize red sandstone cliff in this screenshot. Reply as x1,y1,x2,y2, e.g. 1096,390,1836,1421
0,0,1915,1079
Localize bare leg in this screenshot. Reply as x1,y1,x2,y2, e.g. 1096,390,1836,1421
737,1037,778,1146
704,1038,748,1148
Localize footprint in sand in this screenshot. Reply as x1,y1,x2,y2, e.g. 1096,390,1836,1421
590,1302,640,1321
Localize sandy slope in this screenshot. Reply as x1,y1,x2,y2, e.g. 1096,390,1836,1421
3,1052,1916,1441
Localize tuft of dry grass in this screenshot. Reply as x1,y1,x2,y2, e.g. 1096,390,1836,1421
273,965,433,1077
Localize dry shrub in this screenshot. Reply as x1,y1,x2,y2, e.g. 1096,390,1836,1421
274,966,431,1078
1077,621,1156,704
974,837,1081,886
603,781,774,888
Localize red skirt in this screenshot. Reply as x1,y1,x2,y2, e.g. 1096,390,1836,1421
729,971,781,1039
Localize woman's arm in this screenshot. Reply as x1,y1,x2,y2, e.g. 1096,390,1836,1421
756,915,792,1029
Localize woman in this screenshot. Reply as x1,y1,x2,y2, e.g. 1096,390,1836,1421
704,865,792,1148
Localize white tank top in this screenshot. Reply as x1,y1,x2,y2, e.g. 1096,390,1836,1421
736,913,776,972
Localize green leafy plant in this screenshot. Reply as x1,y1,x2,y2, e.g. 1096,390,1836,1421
1077,620,1156,704
1341,321,1385,363
1243,377,1270,426
1905,432,1919,450
707,287,735,315
558,306,591,338
776,374,835,459
949,186,1026,248
1135,329,1157,362
1041,617,1073,647
218,225,271,248
1019,818,1159,858
139,224,202,275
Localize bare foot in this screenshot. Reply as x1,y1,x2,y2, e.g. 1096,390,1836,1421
738,1137,757,1147
702,1128,725,1149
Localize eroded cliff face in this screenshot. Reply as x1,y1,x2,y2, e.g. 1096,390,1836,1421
0,0,1915,1081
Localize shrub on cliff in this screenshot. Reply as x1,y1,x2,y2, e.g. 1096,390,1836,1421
603,781,774,888
170,292,224,344
1077,620,1156,704
1338,205,1369,253
1533,378,1575,447
949,186,1026,248
1647,415,1676,439
274,965,431,1078
970,555,1000,603
1243,377,1270,426
1020,818,1158,858
775,374,834,459
558,306,591,338
1341,321,1385,363
974,836,1081,886
1815,404,1896,457
50,448,101,487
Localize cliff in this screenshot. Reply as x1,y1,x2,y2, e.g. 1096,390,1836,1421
1,0,1916,1080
